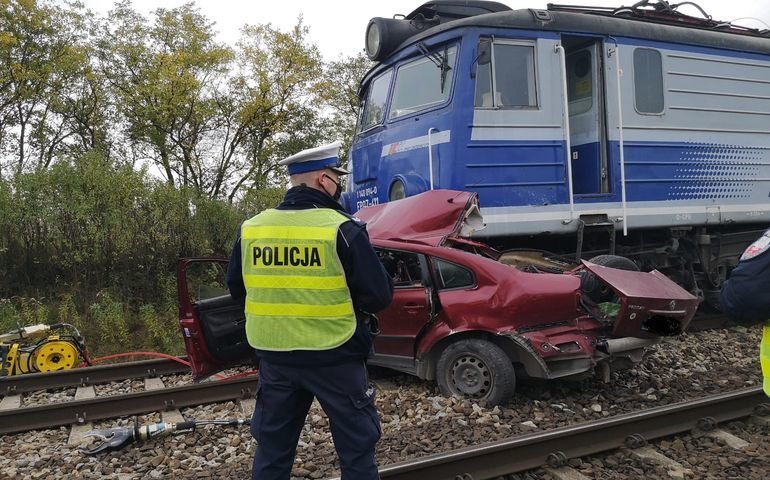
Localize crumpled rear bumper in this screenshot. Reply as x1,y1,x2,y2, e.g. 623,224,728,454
503,324,661,381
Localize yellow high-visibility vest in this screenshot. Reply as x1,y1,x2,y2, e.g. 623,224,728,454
240,208,356,351
762,324,770,396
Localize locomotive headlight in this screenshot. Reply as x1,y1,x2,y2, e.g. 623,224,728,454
365,17,422,62
389,178,406,201
365,20,382,60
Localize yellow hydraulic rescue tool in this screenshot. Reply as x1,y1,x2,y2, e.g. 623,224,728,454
0,323,89,376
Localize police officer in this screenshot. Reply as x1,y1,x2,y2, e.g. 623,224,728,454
226,141,394,480
720,227,770,397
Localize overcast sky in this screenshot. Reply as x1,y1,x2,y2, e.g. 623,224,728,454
82,0,770,60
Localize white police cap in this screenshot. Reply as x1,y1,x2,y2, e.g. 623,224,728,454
279,141,350,176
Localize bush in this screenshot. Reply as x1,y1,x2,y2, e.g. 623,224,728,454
140,304,184,356
0,151,283,357
89,290,130,351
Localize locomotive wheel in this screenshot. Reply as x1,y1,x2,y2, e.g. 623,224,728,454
436,339,515,406
581,254,640,303
32,340,79,372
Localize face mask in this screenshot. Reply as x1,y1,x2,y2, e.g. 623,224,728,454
323,174,342,202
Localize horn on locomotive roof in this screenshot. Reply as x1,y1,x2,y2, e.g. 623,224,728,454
365,0,769,62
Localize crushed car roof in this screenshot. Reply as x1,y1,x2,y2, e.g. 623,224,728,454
355,190,485,247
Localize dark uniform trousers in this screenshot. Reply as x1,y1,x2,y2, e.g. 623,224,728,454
251,358,382,479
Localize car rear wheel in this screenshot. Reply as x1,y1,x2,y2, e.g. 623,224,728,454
436,339,515,405
581,254,639,303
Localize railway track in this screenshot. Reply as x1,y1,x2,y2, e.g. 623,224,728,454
0,322,763,479
0,312,728,398
687,312,732,332
2,367,766,479
0,356,257,460
0,356,189,395
0,313,728,436
0,375,257,435
376,387,769,480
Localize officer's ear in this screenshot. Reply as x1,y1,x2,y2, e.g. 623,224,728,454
317,170,331,188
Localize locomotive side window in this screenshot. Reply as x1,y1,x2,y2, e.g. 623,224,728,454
360,70,393,131
389,45,458,119
633,48,664,114
474,40,537,108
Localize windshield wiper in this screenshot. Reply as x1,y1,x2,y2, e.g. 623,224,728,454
417,43,452,93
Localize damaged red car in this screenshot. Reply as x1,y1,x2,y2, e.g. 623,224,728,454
177,190,698,405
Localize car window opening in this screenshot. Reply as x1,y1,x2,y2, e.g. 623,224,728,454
378,249,424,287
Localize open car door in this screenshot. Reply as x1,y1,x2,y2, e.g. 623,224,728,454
369,248,436,374
177,258,252,380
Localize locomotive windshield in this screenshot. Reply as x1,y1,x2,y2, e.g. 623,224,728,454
389,44,458,119
358,70,392,133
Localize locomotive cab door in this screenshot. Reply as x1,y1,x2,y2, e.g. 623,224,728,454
563,38,609,195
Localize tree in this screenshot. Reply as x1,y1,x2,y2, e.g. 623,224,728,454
98,1,232,189
0,1,367,200
316,52,371,162
0,0,88,176
56,54,113,160
212,19,327,201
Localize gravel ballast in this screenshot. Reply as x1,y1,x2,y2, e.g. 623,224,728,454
0,325,765,479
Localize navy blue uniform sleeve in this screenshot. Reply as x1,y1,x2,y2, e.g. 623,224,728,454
337,220,394,314
720,240,770,326
227,228,246,300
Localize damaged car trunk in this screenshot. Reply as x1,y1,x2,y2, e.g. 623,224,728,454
177,189,698,405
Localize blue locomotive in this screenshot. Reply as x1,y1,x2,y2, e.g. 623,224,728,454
345,0,770,308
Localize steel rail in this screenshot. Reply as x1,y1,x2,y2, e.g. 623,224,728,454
377,387,769,480
0,376,258,435
0,357,190,395
687,312,730,332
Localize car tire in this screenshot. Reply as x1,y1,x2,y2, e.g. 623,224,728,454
581,254,640,303
436,339,515,405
